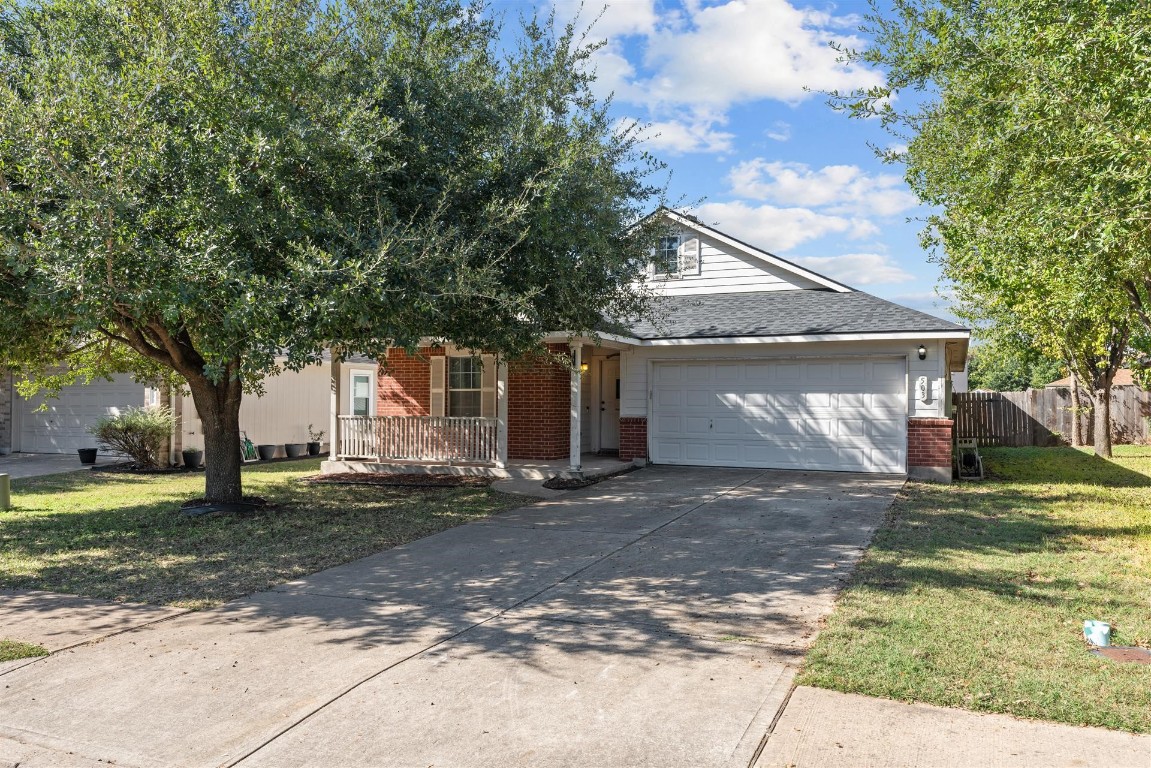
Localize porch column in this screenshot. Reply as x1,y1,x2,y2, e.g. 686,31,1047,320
329,355,342,461
569,343,582,472
496,359,509,468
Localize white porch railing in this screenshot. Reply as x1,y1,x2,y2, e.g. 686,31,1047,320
337,415,499,464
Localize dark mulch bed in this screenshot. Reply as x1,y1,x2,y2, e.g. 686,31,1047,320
91,462,199,475
304,472,493,488
542,465,636,490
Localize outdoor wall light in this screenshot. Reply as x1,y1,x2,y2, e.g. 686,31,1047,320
917,344,927,360
579,362,590,373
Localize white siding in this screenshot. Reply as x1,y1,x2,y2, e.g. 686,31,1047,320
621,339,949,421
650,234,825,295
181,363,342,450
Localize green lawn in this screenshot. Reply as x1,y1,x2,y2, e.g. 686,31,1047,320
800,446,1151,733
0,460,529,609
0,639,48,662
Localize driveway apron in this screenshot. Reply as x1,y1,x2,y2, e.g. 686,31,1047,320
0,467,901,768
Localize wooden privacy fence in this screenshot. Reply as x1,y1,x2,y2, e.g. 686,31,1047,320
953,388,1151,447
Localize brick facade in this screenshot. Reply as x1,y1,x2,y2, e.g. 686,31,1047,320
376,344,574,461
0,373,11,454
619,417,648,461
377,347,442,416
907,417,953,482
507,343,571,460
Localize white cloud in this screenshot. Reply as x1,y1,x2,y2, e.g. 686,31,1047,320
765,120,791,142
793,253,915,286
550,0,657,39
624,116,735,154
728,160,919,217
695,200,878,253
638,0,884,111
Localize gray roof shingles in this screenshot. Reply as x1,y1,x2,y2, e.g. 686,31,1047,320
622,290,967,340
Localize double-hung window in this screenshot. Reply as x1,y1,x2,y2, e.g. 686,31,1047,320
448,356,483,417
350,371,373,416
656,235,681,277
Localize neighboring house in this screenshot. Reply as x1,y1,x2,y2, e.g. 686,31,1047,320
326,209,970,481
1045,368,1142,389
0,354,362,457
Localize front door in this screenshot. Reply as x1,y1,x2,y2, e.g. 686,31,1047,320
599,358,621,451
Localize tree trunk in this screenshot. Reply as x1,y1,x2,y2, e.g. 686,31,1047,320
187,375,244,502
1070,370,1084,446
1093,385,1112,458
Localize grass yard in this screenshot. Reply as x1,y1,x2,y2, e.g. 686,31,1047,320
0,640,48,662
0,459,529,609
800,446,1151,733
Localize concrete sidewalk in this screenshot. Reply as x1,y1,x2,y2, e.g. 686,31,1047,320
755,686,1151,768
0,590,184,653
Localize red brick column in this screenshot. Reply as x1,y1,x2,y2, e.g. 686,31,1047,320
507,344,570,460
377,347,442,416
907,417,953,482
619,417,648,461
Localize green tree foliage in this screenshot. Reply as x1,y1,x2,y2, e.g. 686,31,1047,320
967,336,1065,393
831,0,1151,456
0,0,664,501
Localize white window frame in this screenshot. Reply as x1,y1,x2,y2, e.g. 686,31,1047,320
653,234,681,279
447,355,483,417
348,369,375,417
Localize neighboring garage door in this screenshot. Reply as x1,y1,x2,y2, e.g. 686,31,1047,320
16,375,146,454
650,358,907,473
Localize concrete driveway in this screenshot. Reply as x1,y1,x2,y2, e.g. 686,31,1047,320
0,451,120,480
0,466,902,768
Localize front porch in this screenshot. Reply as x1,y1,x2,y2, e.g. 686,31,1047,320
324,339,635,478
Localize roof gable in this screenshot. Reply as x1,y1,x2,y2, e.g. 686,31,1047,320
653,208,853,294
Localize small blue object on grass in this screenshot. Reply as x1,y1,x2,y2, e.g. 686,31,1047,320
1083,620,1111,647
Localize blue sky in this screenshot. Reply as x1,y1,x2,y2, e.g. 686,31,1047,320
504,0,954,322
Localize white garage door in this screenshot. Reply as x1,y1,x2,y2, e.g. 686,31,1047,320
650,358,907,473
17,375,146,454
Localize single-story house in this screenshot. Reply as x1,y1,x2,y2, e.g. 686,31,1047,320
325,209,970,481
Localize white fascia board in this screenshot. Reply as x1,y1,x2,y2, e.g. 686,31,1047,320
639,330,971,346
661,209,854,293
542,332,641,349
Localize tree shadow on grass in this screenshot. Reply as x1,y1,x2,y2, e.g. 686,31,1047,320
843,447,1151,612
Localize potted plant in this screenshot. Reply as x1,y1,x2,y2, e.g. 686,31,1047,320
77,447,98,465
256,444,278,461
284,441,306,458
307,424,325,456
181,445,203,469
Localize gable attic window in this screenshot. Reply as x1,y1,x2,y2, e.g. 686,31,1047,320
656,235,680,276
653,234,701,279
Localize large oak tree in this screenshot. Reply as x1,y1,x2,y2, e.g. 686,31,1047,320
0,0,663,500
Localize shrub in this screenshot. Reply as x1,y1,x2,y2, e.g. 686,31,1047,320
87,406,176,468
